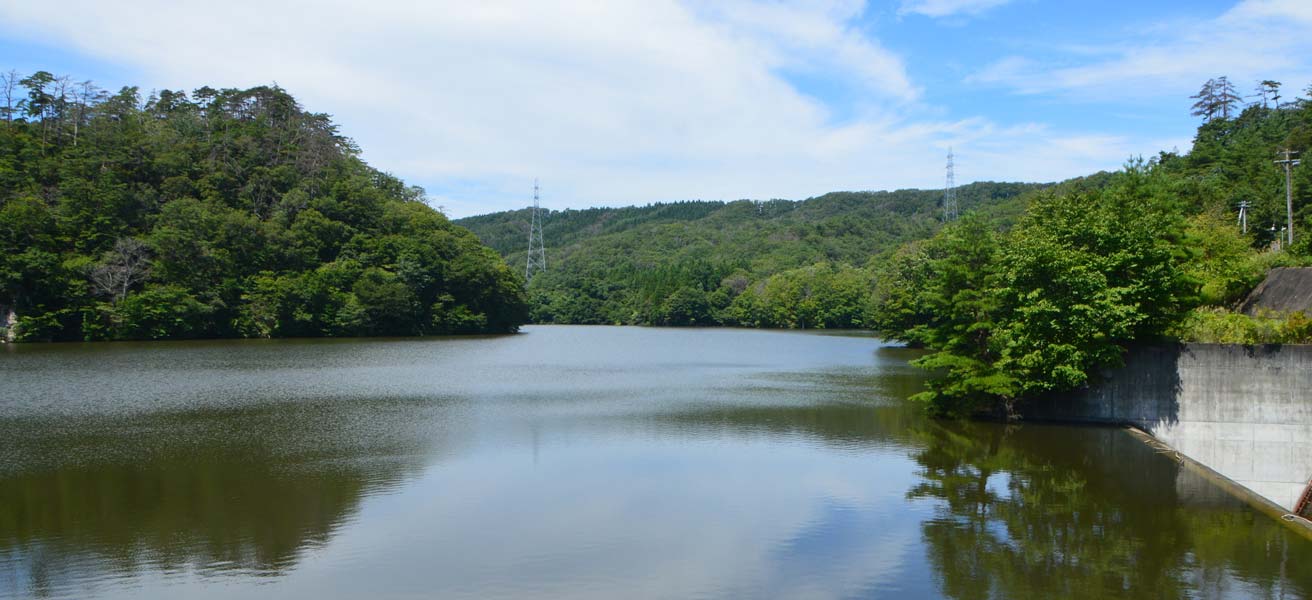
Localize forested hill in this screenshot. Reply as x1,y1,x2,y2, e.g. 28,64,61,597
0,71,527,342
456,181,1055,327
866,77,1312,416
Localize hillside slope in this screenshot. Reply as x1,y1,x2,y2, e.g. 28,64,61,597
0,73,527,341
457,181,1054,326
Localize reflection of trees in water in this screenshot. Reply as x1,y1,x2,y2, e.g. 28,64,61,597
641,365,930,448
908,420,1312,599
644,401,921,449
0,395,456,595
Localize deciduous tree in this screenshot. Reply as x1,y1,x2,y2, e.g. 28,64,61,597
90,238,152,304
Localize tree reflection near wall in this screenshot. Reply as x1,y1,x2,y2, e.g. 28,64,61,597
909,420,1312,599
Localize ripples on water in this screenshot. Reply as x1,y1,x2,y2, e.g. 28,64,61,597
0,326,1308,599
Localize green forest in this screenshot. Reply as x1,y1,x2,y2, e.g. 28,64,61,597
0,71,527,341
458,181,1054,327
865,78,1312,416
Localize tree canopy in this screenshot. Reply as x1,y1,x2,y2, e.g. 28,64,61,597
869,78,1312,416
459,182,1050,328
0,71,527,341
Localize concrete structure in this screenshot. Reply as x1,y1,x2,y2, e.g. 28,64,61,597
1240,267,1312,316
1026,344,1312,516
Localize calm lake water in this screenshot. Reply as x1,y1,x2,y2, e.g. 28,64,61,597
1,325,1309,599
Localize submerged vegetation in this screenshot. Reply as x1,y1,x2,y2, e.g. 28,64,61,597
0,71,527,341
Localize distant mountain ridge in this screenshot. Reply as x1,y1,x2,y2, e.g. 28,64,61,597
458,182,1046,261
455,181,1059,327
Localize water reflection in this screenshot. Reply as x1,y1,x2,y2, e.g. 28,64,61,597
909,420,1312,599
0,395,448,597
0,327,1308,599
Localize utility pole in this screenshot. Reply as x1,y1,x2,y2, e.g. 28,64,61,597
1238,200,1250,234
943,147,958,222
525,179,548,281
1275,150,1300,247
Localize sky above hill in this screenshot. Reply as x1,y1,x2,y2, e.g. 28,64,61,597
3,0,1311,217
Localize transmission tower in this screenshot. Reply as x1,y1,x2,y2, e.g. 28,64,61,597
525,179,547,281
1275,150,1300,246
1237,200,1250,234
943,147,958,222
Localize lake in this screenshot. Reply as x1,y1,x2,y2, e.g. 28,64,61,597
1,326,1309,599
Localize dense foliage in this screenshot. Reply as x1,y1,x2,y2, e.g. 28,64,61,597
458,182,1047,327
0,71,527,341
873,167,1198,416
871,80,1312,416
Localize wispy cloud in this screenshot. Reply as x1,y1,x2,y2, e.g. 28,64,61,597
969,0,1312,100
898,0,1014,19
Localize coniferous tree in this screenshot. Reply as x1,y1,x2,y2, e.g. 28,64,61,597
1191,78,1219,121
1256,80,1282,109
1215,76,1242,118
0,70,17,126
1191,77,1243,121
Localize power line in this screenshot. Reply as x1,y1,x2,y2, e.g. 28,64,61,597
943,147,958,222
1275,149,1300,247
525,179,547,281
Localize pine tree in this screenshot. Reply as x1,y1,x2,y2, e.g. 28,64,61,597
1191,77,1243,121
1256,80,1282,109
1191,78,1220,121
1215,76,1242,119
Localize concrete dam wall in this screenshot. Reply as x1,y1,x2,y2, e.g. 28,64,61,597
1026,344,1312,515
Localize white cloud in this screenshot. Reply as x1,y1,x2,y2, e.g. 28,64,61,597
693,0,918,101
0,0,1144,217
898,0,1013,19
969,0,1312,101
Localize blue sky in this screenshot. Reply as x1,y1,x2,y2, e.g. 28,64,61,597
2,0,1310,217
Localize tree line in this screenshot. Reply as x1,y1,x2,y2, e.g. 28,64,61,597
458,182,1045,328
0,70,528,341
867,77,1312,416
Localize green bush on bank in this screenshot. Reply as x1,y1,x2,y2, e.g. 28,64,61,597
1175,307,1312,344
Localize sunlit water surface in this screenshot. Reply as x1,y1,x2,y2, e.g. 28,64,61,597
1,326,1308,599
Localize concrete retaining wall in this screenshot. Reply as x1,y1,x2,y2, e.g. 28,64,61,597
1025,344,1312,514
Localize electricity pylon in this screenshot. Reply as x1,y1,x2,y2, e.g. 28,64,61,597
525,179,548,281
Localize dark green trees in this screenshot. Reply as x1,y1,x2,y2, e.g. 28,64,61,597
0,73,527,341
873,166,1197,416
868,77,1312,416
